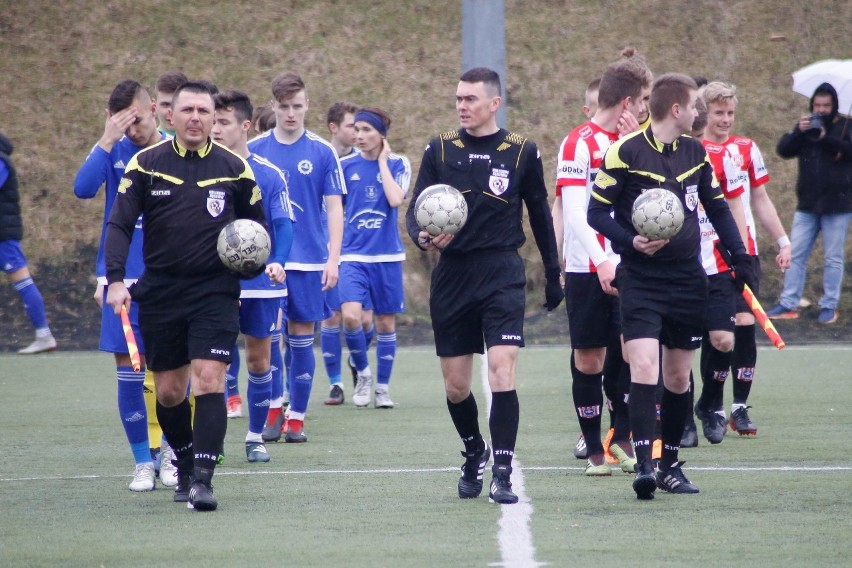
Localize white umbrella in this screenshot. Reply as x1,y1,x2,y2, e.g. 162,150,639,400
792,59,852,116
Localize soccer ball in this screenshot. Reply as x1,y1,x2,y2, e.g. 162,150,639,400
631,188,685,240
414,184,468,236
217,219,271,274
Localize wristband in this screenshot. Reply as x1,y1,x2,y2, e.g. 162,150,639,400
776,235,791,248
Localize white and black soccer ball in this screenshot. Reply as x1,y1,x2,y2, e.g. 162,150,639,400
414,184,468,236
217,219,271,274
631,188,685,240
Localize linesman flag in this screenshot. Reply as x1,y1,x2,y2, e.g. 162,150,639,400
742,284,786,350
119,305,142,371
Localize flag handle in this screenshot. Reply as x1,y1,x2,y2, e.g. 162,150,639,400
119,305,142,371
742,284,786,350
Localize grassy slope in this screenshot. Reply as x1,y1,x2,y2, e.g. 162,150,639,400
0,0,850,348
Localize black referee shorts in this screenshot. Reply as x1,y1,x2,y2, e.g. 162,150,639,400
565,272,619,349
705,272,737,332
132,271,240,372
430,251,525,357
617,259,708,350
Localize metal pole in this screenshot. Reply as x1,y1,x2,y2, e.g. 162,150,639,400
461,0,507,128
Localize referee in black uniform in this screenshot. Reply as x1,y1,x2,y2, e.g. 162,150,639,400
588,73,754,500
106,81,267,511
405,67,563,505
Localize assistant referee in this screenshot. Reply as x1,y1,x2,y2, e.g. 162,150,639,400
106,81,267,512
405,67,563,505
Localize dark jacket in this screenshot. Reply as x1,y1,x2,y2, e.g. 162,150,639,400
0,132,23,241
777,82,852,213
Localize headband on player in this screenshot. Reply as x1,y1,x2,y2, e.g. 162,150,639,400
354,110,387,136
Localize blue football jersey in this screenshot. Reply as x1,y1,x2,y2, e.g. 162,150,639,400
73,133,168,282
248,129,345,270
340,153,411,262
239,152,296,297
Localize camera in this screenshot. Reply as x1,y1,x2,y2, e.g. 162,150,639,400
808,113,823,130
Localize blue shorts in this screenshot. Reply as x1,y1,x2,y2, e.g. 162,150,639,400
99,290,146,354
324,286,341,312
239,297,279,338
284,270,331,323
0,240,28,273
339,261,404,315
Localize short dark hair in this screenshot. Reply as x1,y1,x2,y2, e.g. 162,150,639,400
214,89,253,123
172,81,215,107
649,73,698,120
196,80,219,95
586,78,601,93
108,80,149,114
598,60,648,110
271,72,306,102
155,71,188,94
252,104,276,133
691,96,708,135
692,76,709,88
460,67,501,97
327,101,359,126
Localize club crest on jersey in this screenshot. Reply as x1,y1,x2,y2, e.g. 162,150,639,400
489,168,510,196
207,190,226,217
297,159,313,175
685,184,698,211
365,184,379,200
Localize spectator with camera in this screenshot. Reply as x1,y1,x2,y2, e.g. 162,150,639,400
767,83,852,324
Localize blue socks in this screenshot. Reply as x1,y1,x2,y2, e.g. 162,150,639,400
14,277,49,333
270,332,284,401
247,369,273,435
117,366,150,464
376,332,396,387
344,327,369,373
287,334,315,415
320,324,342,385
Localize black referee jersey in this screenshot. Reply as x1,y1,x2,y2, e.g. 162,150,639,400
405,128,560,274
105,138,266,284
587,126,746,264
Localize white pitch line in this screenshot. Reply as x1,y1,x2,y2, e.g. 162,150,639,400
480,353,543,568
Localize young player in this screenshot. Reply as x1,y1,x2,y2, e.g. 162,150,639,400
405,68,563,504
73,79,169,491
700,82,791,437
588,74,753,499
582,78,601,120
249,72,345,442
212,90,294,462
154,71,188,137
340,107,410,408
553,57,650,476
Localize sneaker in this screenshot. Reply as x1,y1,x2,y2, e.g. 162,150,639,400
818,308,839,324
458,441,491,499
187,480,218,511
353,374,372,407
584,453,612,476
573,435,587,460
173,469,193,502
226,394,243,418
374,389,395,409
632,459,656,500
159,443,178,487
729,406,757,436
129,463,155,492
766,304,798,320
324,384,345,405
347,355,358,389
262,409,286,442
695,404,726,444
680,420,699,448
246,441,271,462
17,334,57,354
284,419,307,443
608,439,637,473
602,428,617,465
656,461,700,494
488,465,518,504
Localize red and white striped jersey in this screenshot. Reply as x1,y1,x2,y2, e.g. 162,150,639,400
698,143,744,275
555,121,620,273
703,136,769,256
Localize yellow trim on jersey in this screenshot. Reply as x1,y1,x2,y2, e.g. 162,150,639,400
124,154,184,185
590,191,612,205
628,169,666,183
484,192,508,204
675,162,705,183
173,139,214,158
